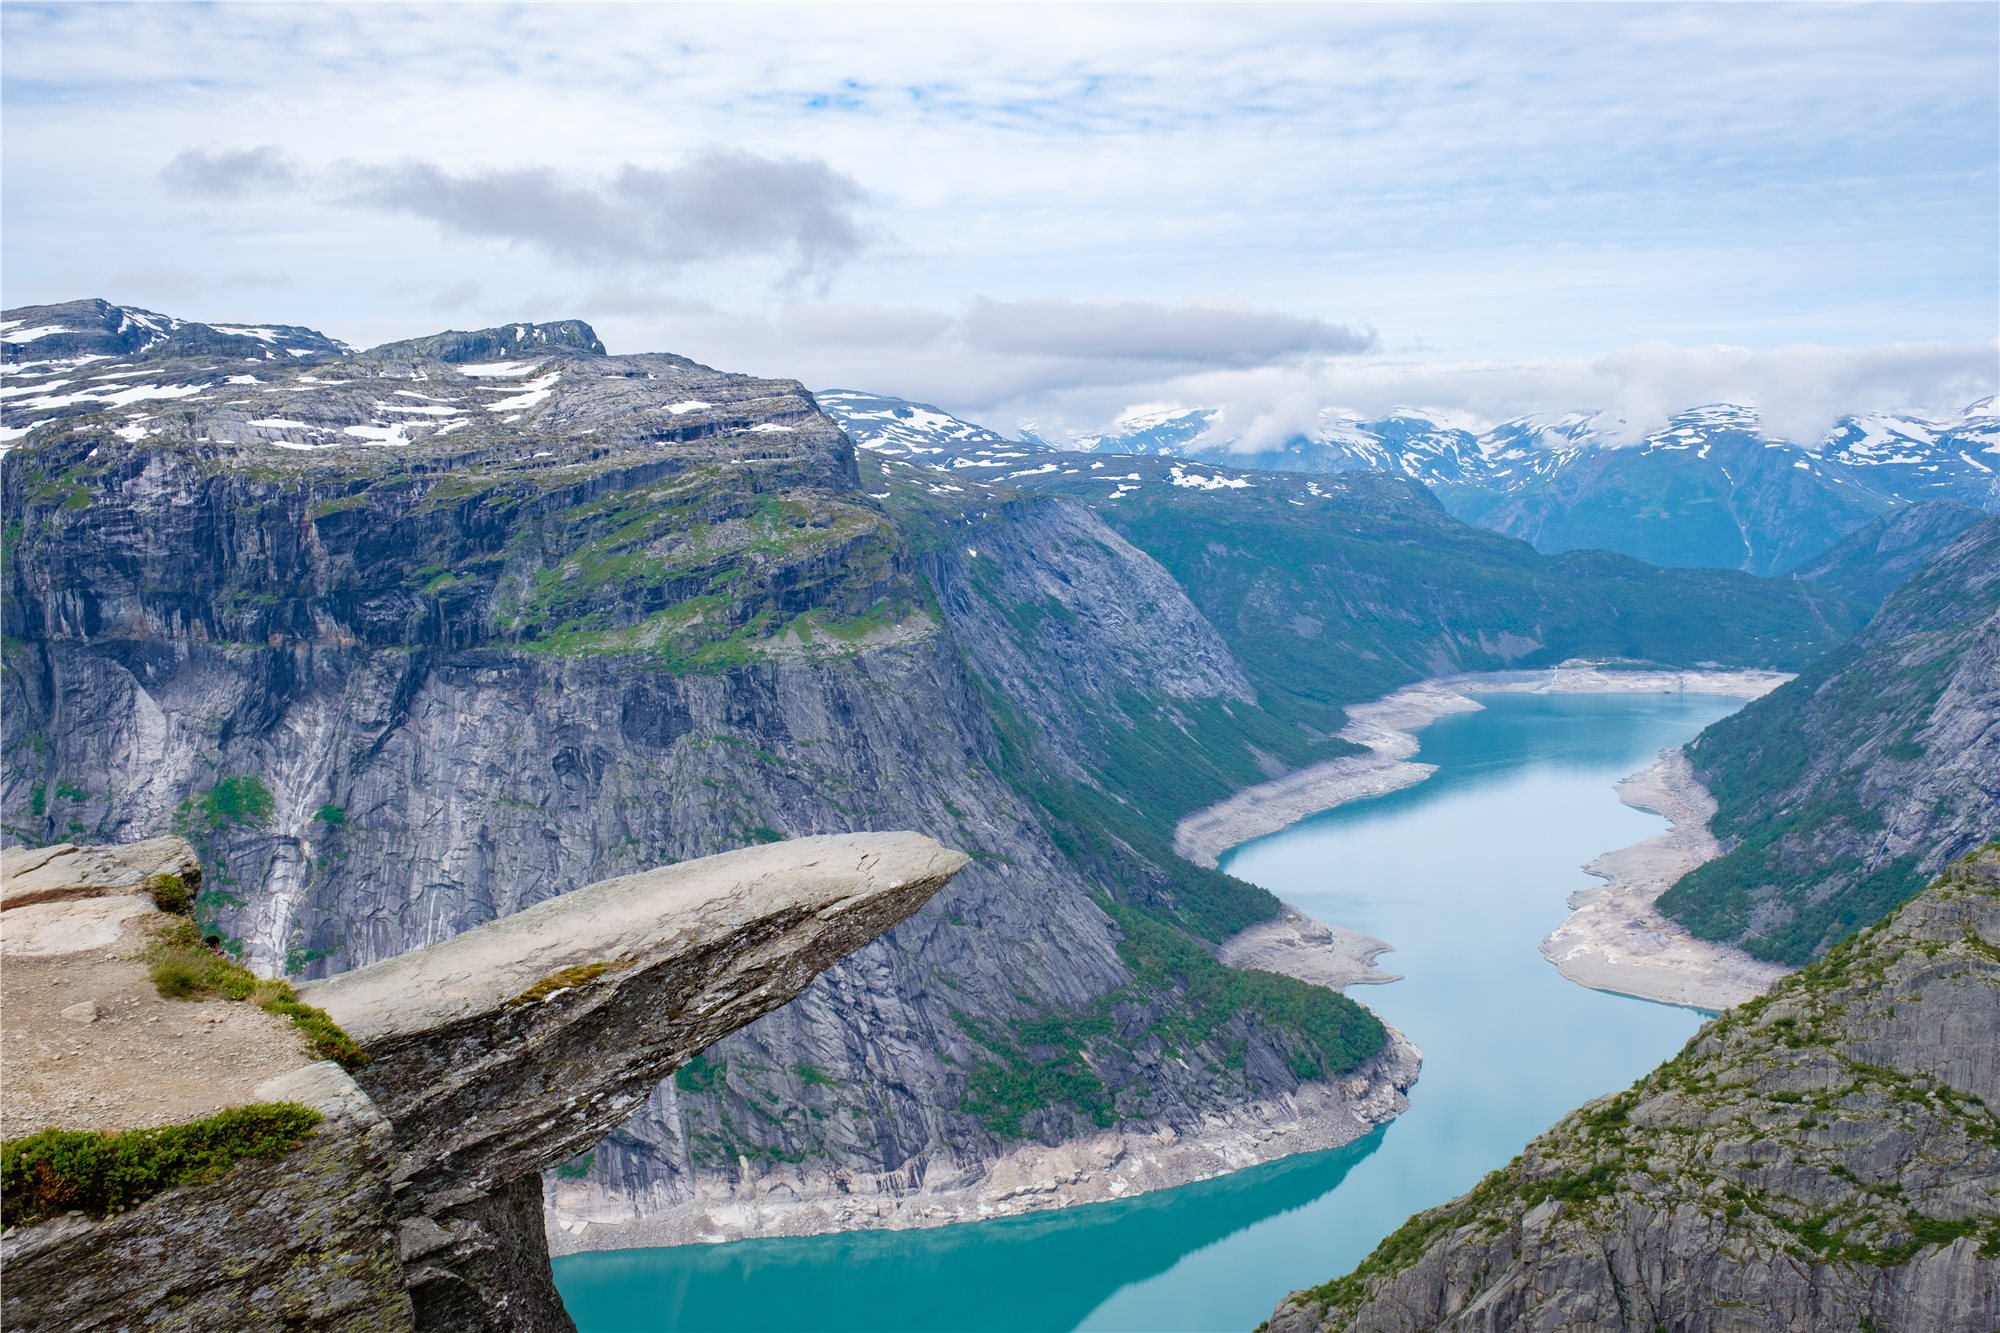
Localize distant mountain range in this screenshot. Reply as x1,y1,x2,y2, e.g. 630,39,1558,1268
821,390,2000,576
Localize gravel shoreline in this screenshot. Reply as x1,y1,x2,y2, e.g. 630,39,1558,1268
1538,748,1792,1011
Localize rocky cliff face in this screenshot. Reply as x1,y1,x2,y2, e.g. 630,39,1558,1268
1659,518,2000,965
1792,497,1988,613
3,302,1861,1246
1268,846,2000,1333
2,833,961,1333
2,308,1405,1243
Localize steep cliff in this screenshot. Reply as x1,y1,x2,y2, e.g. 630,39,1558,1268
2,833,963,1332
1792,497,1988,613
2,309,1398,1240
1659,518,2000,964
1268,846,2000,1333
2,303,1853,1244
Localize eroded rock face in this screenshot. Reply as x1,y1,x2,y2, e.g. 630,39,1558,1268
302,833,967,1330
1,834,966,1333
0,837,199,911
1269,847,2000,1333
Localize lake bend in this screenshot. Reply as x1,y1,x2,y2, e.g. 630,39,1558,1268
554,691,1744,1332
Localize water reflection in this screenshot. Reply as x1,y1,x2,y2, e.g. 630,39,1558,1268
555,1130,1386,1333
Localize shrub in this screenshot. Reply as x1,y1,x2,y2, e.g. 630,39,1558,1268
1,1103,322,1228
146,872,193,915
179,775,275,832
144,919,368,1070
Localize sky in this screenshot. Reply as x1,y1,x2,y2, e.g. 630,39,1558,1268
3,2,1997,443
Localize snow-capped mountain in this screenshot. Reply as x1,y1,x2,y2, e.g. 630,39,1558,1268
1067,399,1997,504
812,389,1025,463
1061,405,1221,457
1817,398,2000,507
1,298,351,367
818,388,1998,576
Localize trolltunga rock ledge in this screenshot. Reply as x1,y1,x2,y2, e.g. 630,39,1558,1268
301,832,972,1199
3,831,967,1333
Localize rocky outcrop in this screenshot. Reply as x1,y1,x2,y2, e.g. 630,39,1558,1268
1267,846,2000,1333
1660,518,2000,965
1,833,966,1332
2,838,408,1331
310,834,964,1330
2,1063,411,1333
0,837,200,911
1792,497,1988,613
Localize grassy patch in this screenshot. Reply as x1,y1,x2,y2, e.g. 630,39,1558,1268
1,1103,322,1228
178,775,276,832
144,919,367,1070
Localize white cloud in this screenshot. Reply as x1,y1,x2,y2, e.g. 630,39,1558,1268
578,295,1996,446
333,151,876,286
3,3,1993,411
996,340,2000,449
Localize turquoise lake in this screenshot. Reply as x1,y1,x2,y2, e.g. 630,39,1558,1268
554,691,1741,1332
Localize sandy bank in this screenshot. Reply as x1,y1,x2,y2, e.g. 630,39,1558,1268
546,1027,1420,1254
1219,904,1400,989
1539,748,1792,1011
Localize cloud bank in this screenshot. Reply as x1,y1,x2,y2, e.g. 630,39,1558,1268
161,146,877,287
1107,340,2000,450
583,298,1995,449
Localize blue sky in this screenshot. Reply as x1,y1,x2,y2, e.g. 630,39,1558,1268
3,2,1996,439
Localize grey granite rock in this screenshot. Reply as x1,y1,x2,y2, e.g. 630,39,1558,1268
1268,846,2000,1333
0,1060,412,1333
1,834,965,1332
2,313,1397,1251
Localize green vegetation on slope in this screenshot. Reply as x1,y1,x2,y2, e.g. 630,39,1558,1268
1660,519,1999,964
960,904,1386,1139
971,675,1282,941
178,775,274,831
145,918,368,1070
1043,471,1849,718
1,1103,323,1228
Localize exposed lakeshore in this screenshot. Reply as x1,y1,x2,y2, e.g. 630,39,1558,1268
545,1028,1420,1254
553,665,1790,1254
1539,748,1792,1010
1175,665,1794,870
1181,663,1795,1010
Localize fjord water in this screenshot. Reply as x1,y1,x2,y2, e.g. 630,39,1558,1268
554,692,1739,1332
